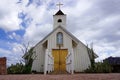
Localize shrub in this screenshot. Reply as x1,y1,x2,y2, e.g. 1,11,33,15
7,63,24,74
84,61,112,73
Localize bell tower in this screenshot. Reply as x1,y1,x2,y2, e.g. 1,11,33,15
53,2,66,29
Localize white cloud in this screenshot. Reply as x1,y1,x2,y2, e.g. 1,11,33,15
94,41,120,62
63,0,95,17
0,0,22,32
0,48,14,66
17,1,54,45
11,43,23,54
23,23,52,45
0,48,11,55
8,32,21,41
0,42,24,66
97,15,120,27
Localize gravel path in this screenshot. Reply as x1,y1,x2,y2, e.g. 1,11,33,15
0,73,120,80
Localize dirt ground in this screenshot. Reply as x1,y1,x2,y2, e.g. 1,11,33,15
0,73,120,80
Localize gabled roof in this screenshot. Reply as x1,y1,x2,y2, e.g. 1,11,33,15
34,26,79,47
55,10,64,15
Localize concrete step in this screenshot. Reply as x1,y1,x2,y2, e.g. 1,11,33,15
49,71,69,75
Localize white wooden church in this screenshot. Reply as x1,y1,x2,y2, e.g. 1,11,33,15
24,5,98,74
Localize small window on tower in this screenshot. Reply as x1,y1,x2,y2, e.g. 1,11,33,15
58,19,62,22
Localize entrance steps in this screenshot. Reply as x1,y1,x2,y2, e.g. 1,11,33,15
49,71,69,75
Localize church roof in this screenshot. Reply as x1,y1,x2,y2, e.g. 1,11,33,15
34,26,79,48
55,10,64,15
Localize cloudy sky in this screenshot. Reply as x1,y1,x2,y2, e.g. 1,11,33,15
0,0,120,66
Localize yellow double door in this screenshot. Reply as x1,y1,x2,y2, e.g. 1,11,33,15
52,49,68,73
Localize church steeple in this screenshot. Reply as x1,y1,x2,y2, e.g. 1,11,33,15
55,10,64,15
53,2,66,29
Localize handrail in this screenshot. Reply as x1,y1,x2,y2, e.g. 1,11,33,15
66,49,74,74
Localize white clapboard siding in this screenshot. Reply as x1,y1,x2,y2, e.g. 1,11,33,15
31,27,91,73
74,42,91,72
48,28,72,51
32,43,45,72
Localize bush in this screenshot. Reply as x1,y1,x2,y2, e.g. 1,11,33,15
7,63,24,74
7,62,32,74
84,61,112,73
22,65,32,74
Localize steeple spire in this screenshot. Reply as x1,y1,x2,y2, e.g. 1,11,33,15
53,2,66,29
56,2,63,10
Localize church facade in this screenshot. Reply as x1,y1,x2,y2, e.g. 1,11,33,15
24,9,98,74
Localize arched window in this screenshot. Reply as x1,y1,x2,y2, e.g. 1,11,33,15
57,32,63,45
58,19,62,22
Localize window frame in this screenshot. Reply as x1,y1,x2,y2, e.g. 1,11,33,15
56,32,63,46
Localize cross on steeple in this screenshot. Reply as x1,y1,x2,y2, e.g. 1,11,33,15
57,2,63,10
